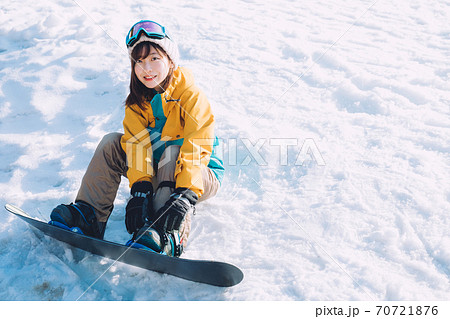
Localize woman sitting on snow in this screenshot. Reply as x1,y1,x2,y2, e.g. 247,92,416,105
49,20,224,257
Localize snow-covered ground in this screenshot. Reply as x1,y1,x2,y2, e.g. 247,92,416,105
0,0,449,301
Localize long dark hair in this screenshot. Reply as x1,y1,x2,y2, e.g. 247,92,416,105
125,41,174,110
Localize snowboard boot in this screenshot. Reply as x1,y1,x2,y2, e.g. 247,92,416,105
50,202,106,239
131,224,183,257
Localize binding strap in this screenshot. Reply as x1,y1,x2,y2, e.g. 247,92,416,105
157,181,176,191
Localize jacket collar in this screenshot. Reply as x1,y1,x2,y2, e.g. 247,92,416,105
162,67,183,110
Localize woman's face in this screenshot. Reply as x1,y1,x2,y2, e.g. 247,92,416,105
134,45,173,92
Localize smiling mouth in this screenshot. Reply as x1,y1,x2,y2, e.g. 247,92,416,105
144,75,157,81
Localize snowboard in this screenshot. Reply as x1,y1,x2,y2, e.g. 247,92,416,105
4,204,243,287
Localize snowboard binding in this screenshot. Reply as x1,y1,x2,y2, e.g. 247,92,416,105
127,225,183,257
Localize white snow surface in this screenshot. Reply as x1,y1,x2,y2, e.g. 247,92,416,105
0,0,449,301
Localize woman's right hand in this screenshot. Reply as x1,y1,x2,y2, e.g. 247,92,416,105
125,181,154,234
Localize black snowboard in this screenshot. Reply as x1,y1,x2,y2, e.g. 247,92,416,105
4,204,243,287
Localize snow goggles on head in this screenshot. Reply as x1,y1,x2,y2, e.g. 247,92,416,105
126,20,169,47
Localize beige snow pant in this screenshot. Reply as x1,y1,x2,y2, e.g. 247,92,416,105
75,132,220,245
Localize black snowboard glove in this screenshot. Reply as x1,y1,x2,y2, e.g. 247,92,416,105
125,181,154,234
156,187,198,233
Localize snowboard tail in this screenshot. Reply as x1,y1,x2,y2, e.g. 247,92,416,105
4,204,243,287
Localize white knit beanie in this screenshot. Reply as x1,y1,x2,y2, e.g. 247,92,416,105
127,34,180,69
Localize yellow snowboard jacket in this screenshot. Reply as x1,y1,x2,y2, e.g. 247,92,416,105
120,67,224,197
